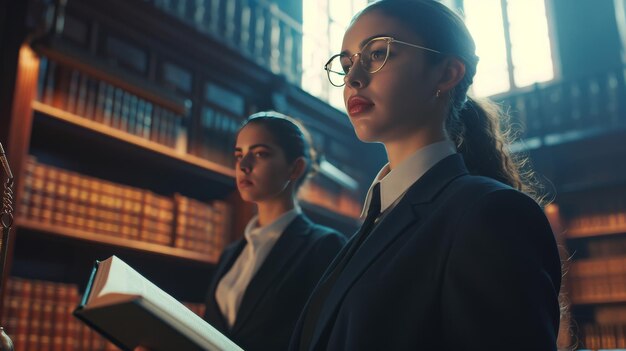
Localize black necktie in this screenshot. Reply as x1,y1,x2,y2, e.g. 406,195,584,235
299,183,381,350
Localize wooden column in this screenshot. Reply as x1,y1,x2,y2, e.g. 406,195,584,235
0,45,40,316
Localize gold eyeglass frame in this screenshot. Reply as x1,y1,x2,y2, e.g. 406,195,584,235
324,36,442,87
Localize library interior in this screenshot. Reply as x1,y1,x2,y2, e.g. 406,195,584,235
1,0,626,350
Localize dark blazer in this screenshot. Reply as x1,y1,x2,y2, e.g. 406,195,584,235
204,214,346,351
290,154,562,351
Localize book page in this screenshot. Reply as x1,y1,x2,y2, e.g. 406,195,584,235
90,256,242,350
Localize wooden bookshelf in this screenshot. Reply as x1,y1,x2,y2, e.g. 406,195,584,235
15,217,216,264
32,100,235,179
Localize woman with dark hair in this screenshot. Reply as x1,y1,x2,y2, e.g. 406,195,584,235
137,111,346,351
290,1,562,350
202,111,346,351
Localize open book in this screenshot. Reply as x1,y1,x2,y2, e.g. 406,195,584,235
74,255,243,351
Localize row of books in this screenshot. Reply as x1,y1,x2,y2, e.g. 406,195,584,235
567,211,626,236
580,323,626,350
570,275,626,304
37,58,187,151
569,257,626,278
565,195,626,237
20,156,230,261
174,193,229,256
1,276,205,351
569,257,626,304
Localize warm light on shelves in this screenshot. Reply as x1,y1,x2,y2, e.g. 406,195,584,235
15,217,217,264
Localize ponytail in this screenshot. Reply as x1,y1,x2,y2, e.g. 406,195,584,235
446,96,544,204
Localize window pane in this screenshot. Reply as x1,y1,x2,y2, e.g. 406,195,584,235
330,1,352,26
507,0,554,87
351,0,367,17
463,0,510,96
302,0,330,99
302,0,364,109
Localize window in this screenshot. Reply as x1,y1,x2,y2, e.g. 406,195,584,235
302,0,366,109
445,0,555,96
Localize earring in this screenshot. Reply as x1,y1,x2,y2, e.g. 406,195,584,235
435,89,441,98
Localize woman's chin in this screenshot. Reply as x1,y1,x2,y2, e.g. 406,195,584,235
353,129,380,143
239,191,257,203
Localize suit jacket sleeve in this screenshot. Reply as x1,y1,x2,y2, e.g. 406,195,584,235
441,189,562,350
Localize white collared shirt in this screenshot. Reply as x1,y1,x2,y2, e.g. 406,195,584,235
361,140,457,218
216,207,301,327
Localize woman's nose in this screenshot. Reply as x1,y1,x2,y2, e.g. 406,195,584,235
345,60,368,88
239,154,253,173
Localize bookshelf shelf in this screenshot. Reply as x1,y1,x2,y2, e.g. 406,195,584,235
571,296,626,306
32,101,236,180
567,226,626,239
15,217,217,264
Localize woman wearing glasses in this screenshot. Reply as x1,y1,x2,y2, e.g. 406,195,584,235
290,1,562,350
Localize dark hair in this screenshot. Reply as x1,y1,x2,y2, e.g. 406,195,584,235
240,111,318,190
356,0,540,200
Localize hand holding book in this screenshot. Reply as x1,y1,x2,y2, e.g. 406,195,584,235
74,255,243,351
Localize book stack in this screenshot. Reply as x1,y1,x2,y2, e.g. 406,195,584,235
37,58,187,151
1,277,209,351
580,323,626,350
568,210,626,237
19,156,232,258
1,277,115,351
569,257,626,304
566,193,626,237
20,156,158,242
174,194,230,262
140,191,175,246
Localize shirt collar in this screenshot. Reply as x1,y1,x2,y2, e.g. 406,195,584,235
360,140,457,218
244,206,302,247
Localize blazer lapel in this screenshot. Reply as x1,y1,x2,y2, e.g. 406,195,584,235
231,214,313,334
309,154,469,349
206,240,246,332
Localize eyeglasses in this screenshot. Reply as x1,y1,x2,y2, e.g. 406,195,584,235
324,36,442,87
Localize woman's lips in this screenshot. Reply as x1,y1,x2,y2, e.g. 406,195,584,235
238,179,253,188
347,96,374,116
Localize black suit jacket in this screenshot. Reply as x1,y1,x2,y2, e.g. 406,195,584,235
290,154,562,351
204,214,346,351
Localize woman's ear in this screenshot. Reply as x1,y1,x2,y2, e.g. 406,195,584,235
437,57,466,95
289,157,307,182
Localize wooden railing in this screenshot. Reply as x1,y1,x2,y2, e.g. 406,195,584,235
497,68,626,150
